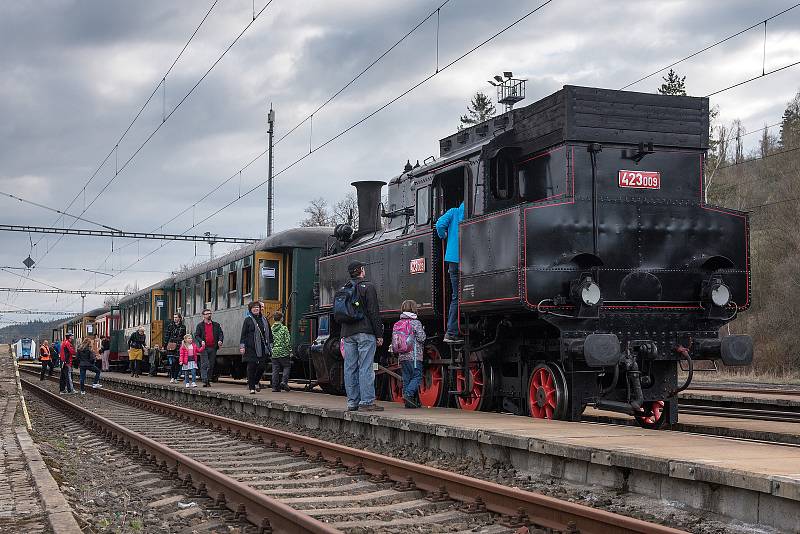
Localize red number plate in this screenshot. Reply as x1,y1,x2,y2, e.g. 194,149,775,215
618,170,661,190
410,257,426,274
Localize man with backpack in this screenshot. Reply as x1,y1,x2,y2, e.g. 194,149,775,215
336,260,384,412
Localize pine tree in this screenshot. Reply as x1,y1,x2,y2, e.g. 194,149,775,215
657,69,687,96
780,90,800,148
459,91,496,129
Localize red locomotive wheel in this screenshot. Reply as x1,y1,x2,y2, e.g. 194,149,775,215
418,364,444,407
455,364,484,411
527,363,568,420
634,400,667,429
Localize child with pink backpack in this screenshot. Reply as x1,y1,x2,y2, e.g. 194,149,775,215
391,300,427,408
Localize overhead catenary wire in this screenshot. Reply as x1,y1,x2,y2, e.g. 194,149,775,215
52,0,559,304
619,2,800,90
55,0,459,303
34,0,220,247
0,191,120,231
34,0,276,267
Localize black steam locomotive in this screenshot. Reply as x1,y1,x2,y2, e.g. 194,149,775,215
308,85,753,428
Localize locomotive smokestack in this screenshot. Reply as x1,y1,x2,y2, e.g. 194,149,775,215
351,180,385,235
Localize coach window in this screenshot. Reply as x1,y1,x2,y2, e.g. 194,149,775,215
194,276,203,314
185,285,192,316
242,265,252,303
415,186,430,226
259,259,280,301
145,300,150,324
227,269,238,307
204,278,212,309
216,272,225,310
176,288,183,315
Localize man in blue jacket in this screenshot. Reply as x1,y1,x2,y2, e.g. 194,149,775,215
435,202,464,343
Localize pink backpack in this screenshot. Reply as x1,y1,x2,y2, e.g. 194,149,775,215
391,319,415,354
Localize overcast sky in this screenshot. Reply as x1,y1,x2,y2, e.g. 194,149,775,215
1,0,799,320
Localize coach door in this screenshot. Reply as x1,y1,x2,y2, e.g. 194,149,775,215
254,251,285,321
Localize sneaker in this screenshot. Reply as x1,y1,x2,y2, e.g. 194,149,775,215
282,386,292,392
255,385,261,392
250,390,256,395
202,382,209,388
346,405,359,412
360,404,385,412
91,383,100,389
443,333,463,344
80,391,86,395
191,382,197,388
404,397,419,409
185,383,190,388
169,378,175,384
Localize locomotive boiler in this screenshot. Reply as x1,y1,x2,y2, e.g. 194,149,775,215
309,85,753,427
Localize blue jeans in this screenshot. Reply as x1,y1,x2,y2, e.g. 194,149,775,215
184,367,196,384
79,365,100,392
447,262,459,335
401,360,422,399
343,333,377,407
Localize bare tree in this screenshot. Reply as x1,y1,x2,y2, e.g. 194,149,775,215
103,295,121,308
760,124,777,158
331,192,358,228
732,119,745,163
300,197,331,227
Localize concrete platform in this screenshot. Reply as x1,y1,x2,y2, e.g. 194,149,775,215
80,371,800,532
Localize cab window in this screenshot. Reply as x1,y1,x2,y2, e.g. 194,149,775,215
415,186,430,226
490,154,516,200
518,148,566,202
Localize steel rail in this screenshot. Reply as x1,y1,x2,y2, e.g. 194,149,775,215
686,385,800,396
41,377,685,534
678,404,800,423
21,379,341,534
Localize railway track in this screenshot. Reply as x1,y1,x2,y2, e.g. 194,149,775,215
21,377,685,534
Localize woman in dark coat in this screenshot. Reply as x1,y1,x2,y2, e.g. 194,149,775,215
163,313,186,383
239,301,273,394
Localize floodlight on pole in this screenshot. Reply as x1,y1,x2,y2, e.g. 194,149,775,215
490,71,527,113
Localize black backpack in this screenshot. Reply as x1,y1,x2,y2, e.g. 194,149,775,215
333,281,365,324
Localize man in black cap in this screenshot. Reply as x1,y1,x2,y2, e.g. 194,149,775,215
340,260,384,411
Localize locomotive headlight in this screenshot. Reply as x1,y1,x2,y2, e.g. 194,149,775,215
710,282,731,307
572,276,601,307
581,281,601,306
